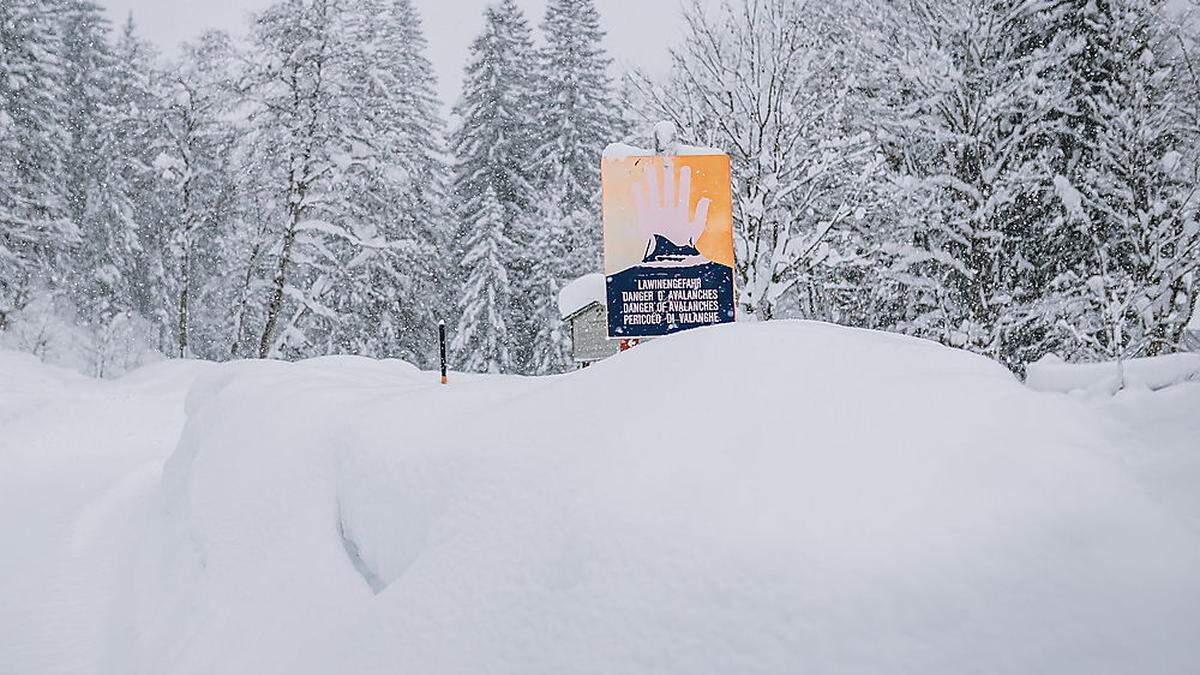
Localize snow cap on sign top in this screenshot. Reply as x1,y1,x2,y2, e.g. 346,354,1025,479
653,121,677,150
603,120,724,159
601,142,726,159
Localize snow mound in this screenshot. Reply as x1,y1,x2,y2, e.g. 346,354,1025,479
0,348,91,391
1027,352,1200,393
0,349,210,675
103,321,1200,674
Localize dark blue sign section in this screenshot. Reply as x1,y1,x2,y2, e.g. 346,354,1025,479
606,262,735,338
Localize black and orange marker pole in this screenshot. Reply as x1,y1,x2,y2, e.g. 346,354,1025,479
439,321,448,385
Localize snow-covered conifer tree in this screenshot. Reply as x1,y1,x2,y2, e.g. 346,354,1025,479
449,0,537,372
520,195,572,373
532,0,620,256
108,16,162,321
0,0,73,326
451,0,537,216
452,185,512,373
59,0,142,327
512,0,621,373
332,0,449,364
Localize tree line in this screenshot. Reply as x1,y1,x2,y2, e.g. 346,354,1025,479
2,0,1197,377
633,0,1200,371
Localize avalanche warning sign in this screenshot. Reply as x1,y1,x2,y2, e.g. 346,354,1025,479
601,149,735,339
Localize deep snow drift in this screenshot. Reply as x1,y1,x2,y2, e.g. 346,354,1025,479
2,321,1199,674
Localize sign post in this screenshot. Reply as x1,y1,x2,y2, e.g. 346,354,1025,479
601,138,736,340
438,321,448,384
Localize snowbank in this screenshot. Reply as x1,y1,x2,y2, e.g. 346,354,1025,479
1026,352,1200,394
5,324,1200,674
0,350,213,675
558,272,606,319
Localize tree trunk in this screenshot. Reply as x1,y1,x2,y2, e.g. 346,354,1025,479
177,241,190,358
229,242,263,358
258,205,301,358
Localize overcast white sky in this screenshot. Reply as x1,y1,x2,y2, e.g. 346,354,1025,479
99,0,680,111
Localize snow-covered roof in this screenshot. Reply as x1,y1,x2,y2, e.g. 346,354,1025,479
558,273,606,320
602,142,726,159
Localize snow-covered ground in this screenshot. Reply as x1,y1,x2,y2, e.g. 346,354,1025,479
1027,351,1200,394
2,321,1198,674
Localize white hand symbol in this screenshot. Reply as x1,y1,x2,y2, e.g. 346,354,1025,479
630,161,711,249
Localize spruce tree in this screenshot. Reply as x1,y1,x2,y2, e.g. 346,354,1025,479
59,0,112,231
522,195,573,374
334,0,448,364
448,0,537,372
450,0,537,218
533,0,619,221
516,0,622,373
59,1,147,332
452,185,512,373
386,0,451,365
109,16,161,323
0,0,73,324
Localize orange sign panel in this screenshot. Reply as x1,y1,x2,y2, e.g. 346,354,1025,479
601,151,735,338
